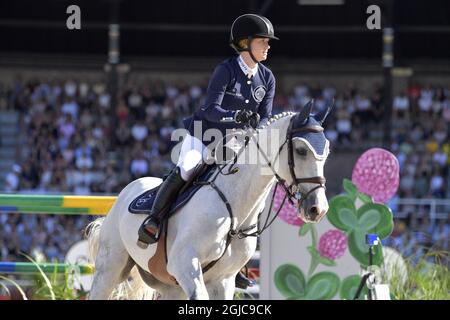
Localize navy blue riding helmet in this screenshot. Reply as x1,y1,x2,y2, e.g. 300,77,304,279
183,14,279,144
230,14,279,63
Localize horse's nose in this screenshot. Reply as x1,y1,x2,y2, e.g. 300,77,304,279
308,205,327,221
308,205,319,220
308,205,328,221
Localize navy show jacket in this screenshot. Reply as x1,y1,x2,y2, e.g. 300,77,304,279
184,56,275,145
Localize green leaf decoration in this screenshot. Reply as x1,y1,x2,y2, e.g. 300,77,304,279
327,195,358,232
317,255,337,267
307,246,337,267
357,207,381,230
299,223,312,237
348,230,384,267
356,203,394,239
326,179,394,269
372,244,384,266
343,179,357,196
304,272,340,300
307,246,321,260
274,264,306,298
357,192,373,204
348,229,369,265
340,275,368,300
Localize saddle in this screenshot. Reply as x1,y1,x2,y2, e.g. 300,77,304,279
128,163,216,218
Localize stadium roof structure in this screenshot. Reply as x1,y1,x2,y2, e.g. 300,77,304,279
0,0,449,60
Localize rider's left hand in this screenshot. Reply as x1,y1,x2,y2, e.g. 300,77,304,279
248,112,260,129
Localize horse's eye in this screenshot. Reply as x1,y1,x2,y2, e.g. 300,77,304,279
296,148,307,156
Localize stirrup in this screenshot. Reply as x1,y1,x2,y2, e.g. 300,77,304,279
235,271,256,290
137,219,160,248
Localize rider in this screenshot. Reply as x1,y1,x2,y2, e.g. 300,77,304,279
137,13,279,287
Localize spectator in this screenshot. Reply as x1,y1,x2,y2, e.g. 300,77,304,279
130,150,149,178
4,164,21,192
61,96,79,119
131,120,148,142
393,91,410,119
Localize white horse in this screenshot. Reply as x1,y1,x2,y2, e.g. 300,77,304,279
86,102,332,300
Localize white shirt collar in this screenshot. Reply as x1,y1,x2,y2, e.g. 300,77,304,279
238,55,258,79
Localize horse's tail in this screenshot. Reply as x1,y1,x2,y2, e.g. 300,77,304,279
109,267,156,300
85,217,105,260
85,217,156,300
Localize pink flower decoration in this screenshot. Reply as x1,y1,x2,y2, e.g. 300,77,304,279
351,148,400,203
318,229,347,260
273,185,305,227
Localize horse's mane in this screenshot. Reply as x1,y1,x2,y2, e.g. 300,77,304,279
257,111,296,130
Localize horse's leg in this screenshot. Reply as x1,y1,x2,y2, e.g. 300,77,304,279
206,276,236,300
89,248,133,299
166,245,209,300
89,216,133,300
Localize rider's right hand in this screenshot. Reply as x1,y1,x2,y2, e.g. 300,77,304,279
234,110,253,124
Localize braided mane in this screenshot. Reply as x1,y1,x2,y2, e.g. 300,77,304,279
258,111,296,130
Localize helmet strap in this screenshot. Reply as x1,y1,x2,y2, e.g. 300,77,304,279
246,37,259,64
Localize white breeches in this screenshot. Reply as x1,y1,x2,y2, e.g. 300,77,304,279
176,134,207,181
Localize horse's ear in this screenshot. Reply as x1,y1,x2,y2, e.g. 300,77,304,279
314,98,335,125
296,99,314,125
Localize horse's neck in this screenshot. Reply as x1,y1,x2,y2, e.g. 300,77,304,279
213,116,290,227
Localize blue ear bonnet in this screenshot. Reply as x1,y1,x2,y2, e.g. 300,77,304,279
292,116,329,159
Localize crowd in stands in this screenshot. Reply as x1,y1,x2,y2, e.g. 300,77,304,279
383,215,449,266
0,75,448,265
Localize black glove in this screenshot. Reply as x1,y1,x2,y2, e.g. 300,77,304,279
248,112,260,129
234,110,253,124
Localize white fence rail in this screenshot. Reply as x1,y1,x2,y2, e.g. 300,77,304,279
390,198,450,222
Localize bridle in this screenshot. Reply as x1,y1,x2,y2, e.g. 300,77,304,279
285,116,327,206
251,115,327,211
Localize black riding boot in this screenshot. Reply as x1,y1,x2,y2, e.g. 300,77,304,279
235,269,256,290
137,167,185,248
